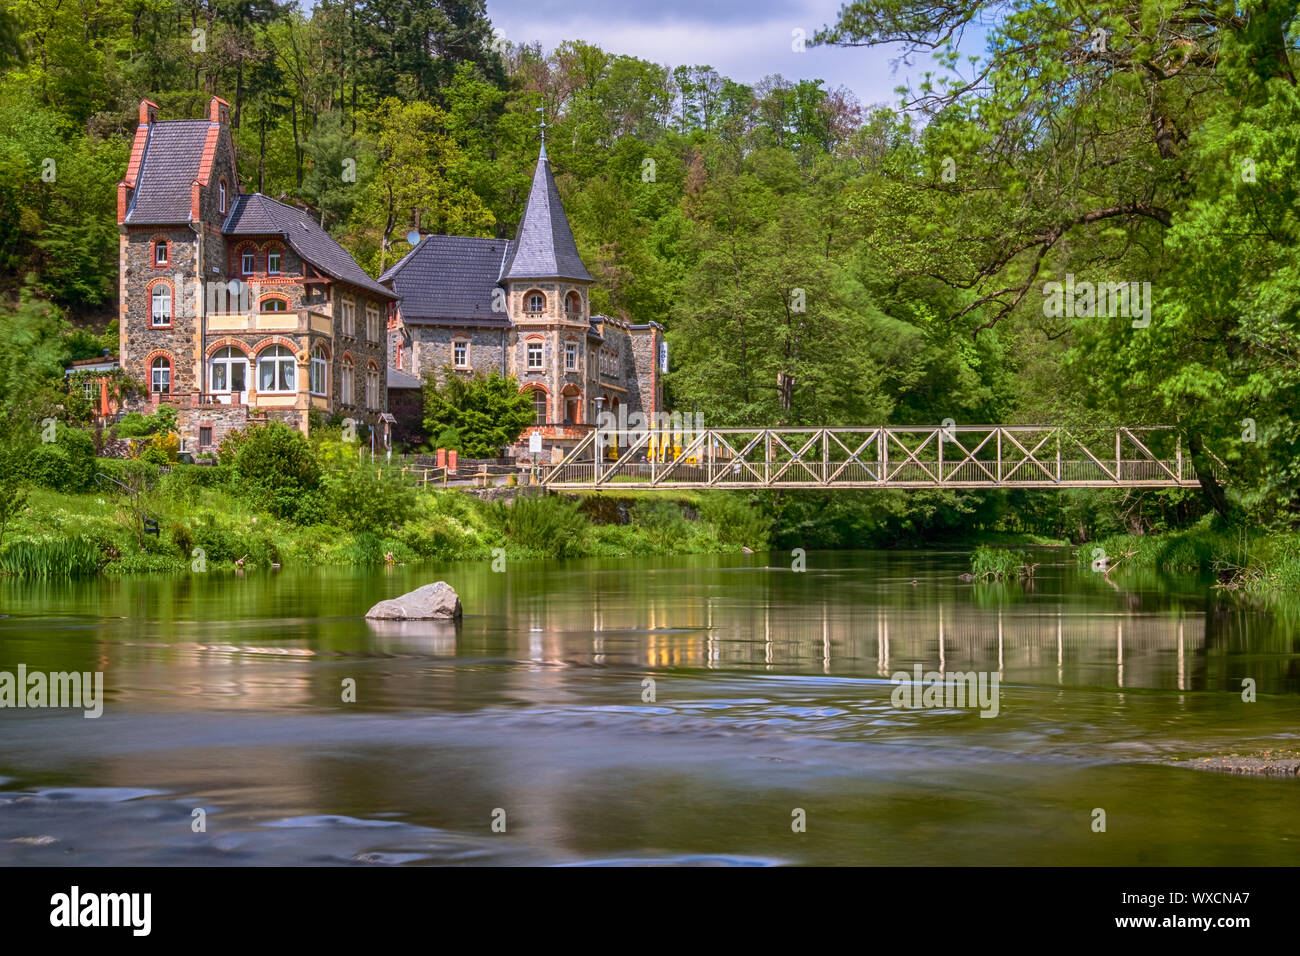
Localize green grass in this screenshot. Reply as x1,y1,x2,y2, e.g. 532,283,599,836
0,535,104,577
969,545,1035,580
1072,522,1300,596
1,470,771,578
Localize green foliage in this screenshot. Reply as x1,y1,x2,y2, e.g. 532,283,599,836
231,423,321,520
0,535,103,577
26,423,95,491
969,546,1032,581
422,370,536,458
113,405,177,439
322,461,417,532
496,494,588,558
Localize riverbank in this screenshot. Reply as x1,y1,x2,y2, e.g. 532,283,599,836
1073,522,1300,596
0,479,776,577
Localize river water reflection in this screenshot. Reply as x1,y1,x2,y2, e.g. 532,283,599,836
1,549,1297,865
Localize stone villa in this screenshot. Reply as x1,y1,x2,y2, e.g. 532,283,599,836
379,142,664,456
116,97,395,452
112,97,662,456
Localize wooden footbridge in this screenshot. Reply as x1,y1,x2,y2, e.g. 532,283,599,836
542,425,1218,490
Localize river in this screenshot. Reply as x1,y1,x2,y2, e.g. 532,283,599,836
1,549,1297,865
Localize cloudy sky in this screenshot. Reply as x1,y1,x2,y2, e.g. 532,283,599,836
485,0,983,109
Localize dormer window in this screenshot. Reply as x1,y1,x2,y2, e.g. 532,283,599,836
154,241,168,265
241,250,255,275
267,249,281,275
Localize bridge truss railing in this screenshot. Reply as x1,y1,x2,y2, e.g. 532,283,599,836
542,425,1214,489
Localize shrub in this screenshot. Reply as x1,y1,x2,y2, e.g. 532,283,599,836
112,405,177,439
169,522,193,558
322,461,416,531
26,424,95,491
231,423,321,519
697,493,773,549
499,494,588,557
135,430,179,465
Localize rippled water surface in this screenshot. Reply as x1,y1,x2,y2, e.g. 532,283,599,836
1,550,1297,865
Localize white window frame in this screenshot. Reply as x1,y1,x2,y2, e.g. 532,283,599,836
453,340,468,368
310,347,328,396
340,297,355,336
365,364,380,409
241,249,255,275
257,345,296,393
267,249,282,275
340,358,354,404
527,342,543,369
219,181,227,214
365,303,380,342
154,241,167,265
564,342,577,370
151,285,171,326
209,347,249,395
150,356,171,393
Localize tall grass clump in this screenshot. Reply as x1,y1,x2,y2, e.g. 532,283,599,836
497,494,588,558
0,535,103,577
970,545,1033,580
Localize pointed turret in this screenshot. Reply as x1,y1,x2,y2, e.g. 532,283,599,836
501,149,591,282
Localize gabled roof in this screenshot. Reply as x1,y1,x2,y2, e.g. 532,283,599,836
223,193,395,299
387,367,423,389
123,120,211,225
380,234,512,325
499,151,591,282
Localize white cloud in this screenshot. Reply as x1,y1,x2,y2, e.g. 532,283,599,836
487,2,941,108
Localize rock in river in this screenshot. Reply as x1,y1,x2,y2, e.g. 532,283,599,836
365,582,462,620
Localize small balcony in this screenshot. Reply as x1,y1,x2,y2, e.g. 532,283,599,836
205,309,332,335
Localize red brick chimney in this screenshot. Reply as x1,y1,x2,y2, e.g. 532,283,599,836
138,99,159,126
208,96,231,126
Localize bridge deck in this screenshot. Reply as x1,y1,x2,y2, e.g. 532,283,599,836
542,426,1215,490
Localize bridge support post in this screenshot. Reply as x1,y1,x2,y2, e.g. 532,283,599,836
1176,434,1182,483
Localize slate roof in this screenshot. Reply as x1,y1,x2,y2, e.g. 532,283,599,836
387,367,423,389
380,234,512,325
223,194,395,299
123,120,210,225
500,153,591,282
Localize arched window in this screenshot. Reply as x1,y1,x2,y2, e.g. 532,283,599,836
209,346,248,395
219,180,228,214
531,388,547,424
365,363,380,409
150,356,171,394
257,344,295,392
526,290,545,314
340,356,354,404
240,247,256,275
310,346,328,396
266,246,282,275
565,291,581,315
260,296,288,312
151,284,172,327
